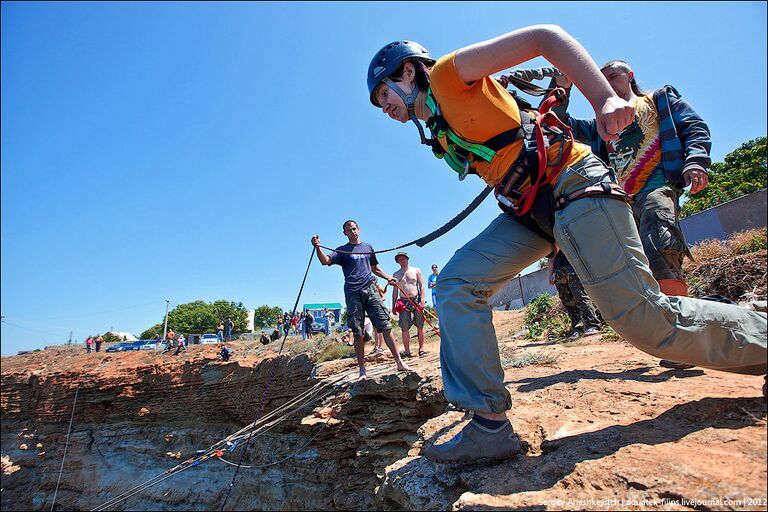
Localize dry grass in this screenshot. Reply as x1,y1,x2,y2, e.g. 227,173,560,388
684,228,767,301
502,352,560,369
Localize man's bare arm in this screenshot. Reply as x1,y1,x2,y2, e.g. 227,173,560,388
311,235,332,266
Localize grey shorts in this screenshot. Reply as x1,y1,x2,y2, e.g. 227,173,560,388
345,282,391,337
398,296,425,330
632,185,691,281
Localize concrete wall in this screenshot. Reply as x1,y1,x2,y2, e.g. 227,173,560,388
489,189,767,310
678,189,766,246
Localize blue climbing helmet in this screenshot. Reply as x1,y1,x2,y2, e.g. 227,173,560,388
367,40,434,107
368,41,436,146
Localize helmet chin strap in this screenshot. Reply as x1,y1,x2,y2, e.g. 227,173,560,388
383,77,432,146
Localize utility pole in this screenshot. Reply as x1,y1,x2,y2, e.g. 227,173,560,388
162,300,170,343
68,331,73,345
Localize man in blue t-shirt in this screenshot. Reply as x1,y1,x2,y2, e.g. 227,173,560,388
312,220,412,379
427,264,439,310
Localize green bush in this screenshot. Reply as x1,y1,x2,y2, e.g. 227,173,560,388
524,293,554,339
734,234,767,255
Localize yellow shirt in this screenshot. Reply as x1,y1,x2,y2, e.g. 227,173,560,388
430,52,592,188
606,94,664,195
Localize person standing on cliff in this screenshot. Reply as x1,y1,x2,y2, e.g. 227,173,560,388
312,220,412,379
392,252,427,358
85,336,94,353
225,318,235,341
95,335,104,352
217,321,225,343
162,328,175,354
174,333,186,355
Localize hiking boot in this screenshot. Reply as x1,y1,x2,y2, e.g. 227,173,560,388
423,420,521,465
568,330,583,340
659,360,696,370
583,327,600,336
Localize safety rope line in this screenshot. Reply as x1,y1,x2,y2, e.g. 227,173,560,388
216,396,345,470
90,352,442,511
50,356,109,511
218,247,315,511
316,185,492,256
50,386,78,511
92,373,347,511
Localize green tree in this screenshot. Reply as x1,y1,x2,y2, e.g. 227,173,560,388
252,305,283,329
681,137,767,218
140,324,164,340
140,300,250,336
102,332,124,344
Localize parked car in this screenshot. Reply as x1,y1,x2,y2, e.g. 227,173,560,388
200,334,219,345
311,321,325,334
105,342,134,353
127,341,146,351
138,340,158,350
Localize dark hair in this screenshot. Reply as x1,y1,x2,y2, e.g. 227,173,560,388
387,59,432,91
600,60,646,96
342,219,358,231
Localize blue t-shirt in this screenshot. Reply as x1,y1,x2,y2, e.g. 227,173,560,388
329,242,378,295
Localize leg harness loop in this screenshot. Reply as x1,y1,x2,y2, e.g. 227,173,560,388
554,182,633,211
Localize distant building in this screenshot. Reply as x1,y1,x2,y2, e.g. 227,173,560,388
302,302,343,329
106,331,137,342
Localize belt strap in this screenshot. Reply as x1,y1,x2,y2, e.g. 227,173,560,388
553,182,633,211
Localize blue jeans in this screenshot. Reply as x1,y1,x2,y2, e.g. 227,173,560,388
436,154,767,413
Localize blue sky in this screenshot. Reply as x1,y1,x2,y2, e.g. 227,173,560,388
2,1,766,355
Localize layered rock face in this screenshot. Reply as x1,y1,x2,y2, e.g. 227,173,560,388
3,318,767,511
1,349,445,511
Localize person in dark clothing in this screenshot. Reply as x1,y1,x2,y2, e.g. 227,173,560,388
548,250,602,338
225,318,234,341
312,220,411,379
219,344,232,361
303,310,314,340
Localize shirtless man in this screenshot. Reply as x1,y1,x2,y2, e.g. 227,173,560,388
392,252,427,357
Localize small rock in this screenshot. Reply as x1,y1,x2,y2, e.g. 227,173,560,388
749,300,767,313
19,444,28,450
137,407,150,417
359,426,376,438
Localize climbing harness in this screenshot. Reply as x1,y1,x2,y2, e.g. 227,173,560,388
553,181,632,211
388,281,440,338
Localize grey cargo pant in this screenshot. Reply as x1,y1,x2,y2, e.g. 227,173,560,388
436,154,767,413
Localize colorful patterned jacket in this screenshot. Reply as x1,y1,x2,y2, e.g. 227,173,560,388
552,84,712,187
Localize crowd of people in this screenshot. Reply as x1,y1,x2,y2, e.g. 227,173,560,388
84,335,104,353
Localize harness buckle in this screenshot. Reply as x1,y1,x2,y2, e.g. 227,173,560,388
458,159,470,181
